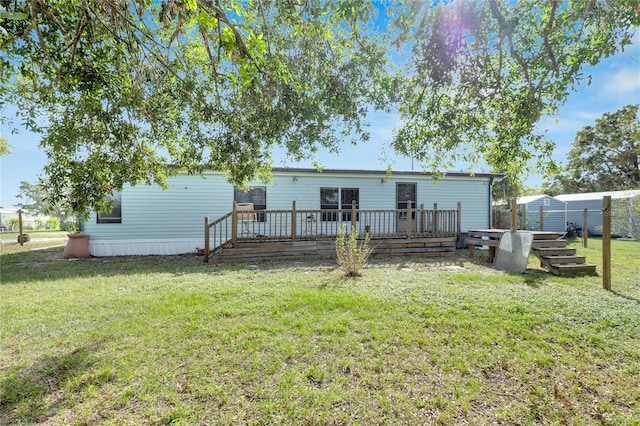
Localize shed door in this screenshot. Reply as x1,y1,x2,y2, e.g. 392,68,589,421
396,183,417,233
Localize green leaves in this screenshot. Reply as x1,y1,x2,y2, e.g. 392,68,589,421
2,0,391,216
335,224,373,277
395,0,640,184
545,104,640,194
2,0,638,215
0,137,9,156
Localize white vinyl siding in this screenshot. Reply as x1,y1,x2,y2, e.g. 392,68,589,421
82,170,497,254
83,174,228,240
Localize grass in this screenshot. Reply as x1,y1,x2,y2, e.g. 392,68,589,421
1,238,639,424
0,229,69,242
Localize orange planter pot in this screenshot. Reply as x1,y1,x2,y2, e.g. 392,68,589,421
63,233,90,259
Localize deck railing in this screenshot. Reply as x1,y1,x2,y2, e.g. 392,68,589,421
204,211,233,259
205,201,461,262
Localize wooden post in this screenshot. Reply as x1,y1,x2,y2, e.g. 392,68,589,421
291,200,297,241
602,196,612,291
539,205,544,231
204,217,210,263
351,200,357,232
510,199,517,232
420,203,425,234
18,209,24,246
406,201,412,237
231,201,237,245
433,202,438,234
457,201,462,240
519,204,526,230
583,208,588,248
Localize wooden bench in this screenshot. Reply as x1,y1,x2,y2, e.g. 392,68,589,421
466,229,508,262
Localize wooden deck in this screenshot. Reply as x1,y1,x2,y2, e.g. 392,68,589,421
205,202,461,262
466,229,597,276
212,236,458,263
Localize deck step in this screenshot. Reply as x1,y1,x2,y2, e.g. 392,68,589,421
531,239,568,248
533,247,576,256
549,263,598,277
542,255,586,265
532,232,561,240
530,238,596,276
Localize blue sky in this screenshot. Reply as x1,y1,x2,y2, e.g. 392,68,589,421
1,31,639,209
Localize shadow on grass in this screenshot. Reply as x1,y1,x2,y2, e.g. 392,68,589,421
0,244,211,285
3,241,572,289
612,290,640,304
0,347,97,424
521,270,550,288
1,244,527,285
463,251,554,288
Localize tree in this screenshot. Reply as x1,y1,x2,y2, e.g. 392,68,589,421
393,0,639,184
492,176,543,206
2,1,639,215
16,180,75,231
1,0,393,216
544,104,640,194
612,196,640,240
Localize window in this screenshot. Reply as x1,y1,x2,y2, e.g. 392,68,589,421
97,192,122,224
396,182,417,220
320,187,359,221
543,198,550,206
234,187,266,222
341,188,359,221
320,187,338,221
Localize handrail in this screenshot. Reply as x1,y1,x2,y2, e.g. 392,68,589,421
204,211,233,262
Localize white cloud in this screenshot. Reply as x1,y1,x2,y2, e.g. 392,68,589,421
601,68,640,95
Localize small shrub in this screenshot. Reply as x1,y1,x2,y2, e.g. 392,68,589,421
8,218,19,231
61,218,79,233
47,217,61,230
335,224,373,277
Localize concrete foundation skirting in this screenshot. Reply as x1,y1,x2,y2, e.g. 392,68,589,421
89,239,203,256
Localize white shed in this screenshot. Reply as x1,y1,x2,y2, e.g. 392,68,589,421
555,190,640,236
517,195,567,233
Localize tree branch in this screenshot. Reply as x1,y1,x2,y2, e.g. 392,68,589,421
542,1,559,74
488,0,534,92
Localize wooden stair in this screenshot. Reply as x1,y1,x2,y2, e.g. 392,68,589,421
530,232,597,277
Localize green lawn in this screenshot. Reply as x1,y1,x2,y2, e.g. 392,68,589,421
1,239,639,424
0,229,69,242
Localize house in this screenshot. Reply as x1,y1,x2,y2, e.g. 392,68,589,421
516,195,567,233
555,190,640,237
81,168,504,257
